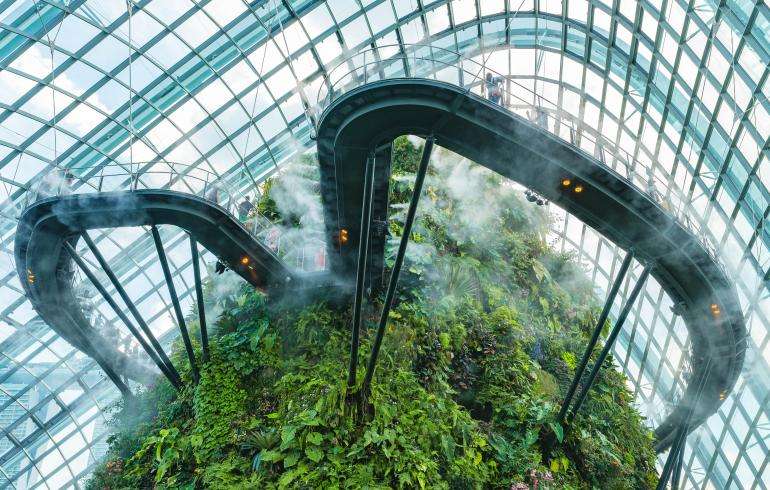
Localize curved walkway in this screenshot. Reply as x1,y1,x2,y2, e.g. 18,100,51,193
316,79,746,452
15,190,295,384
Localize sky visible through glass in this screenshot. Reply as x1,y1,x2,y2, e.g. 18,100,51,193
0,0,767,487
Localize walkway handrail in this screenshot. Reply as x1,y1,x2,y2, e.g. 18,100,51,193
21,162,327,273
315,43,725,273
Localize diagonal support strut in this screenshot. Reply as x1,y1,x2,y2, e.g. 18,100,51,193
361,135,434,397
557,250,634,422
61,241,134,399
189,235,209,363
656,360,713,489
68,236,182,389
81,232,182,387
347,152,376,392
566,265,651,423
151,225,200,385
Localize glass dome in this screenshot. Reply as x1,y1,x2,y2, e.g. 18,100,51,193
0,0,766,487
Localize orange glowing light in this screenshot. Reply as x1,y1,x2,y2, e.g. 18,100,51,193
719,390,727,401
240,256,250,265
710,303,721,316
561,178,572,187
339,228,349,244
574,184,584,193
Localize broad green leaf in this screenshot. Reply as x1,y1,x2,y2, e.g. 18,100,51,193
306,432,323,445
305,446,323,462
260,450,283,462
281,425,297,446
284,451,299,468
549,422,564,443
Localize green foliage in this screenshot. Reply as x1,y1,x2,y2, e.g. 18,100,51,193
256,178,280,221
87,137,657,489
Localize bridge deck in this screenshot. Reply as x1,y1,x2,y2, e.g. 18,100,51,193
316,79,746,452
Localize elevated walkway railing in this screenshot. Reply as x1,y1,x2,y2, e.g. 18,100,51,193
19,162,327,273
314,43,724,273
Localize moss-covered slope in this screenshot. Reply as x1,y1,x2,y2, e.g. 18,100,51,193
87,137,658,489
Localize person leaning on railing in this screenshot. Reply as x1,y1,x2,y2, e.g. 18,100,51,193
238,196,255,222
484,72,504,105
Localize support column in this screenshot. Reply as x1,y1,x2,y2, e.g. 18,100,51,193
657,423,686,489
558,251,634,422
81,233,182,386
189,236,209,363
151,225,200,384
347,153,376,392
566,265,651,423
671,435,685,489
65,240,182,389
60,243,133,398
361,136,434,396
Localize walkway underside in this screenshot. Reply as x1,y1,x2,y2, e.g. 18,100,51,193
316,79,746,452
15,190,295,385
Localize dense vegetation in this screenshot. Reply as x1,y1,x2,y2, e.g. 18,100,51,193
87,137,658,489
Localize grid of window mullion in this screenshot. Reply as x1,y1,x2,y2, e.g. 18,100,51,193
647,0,677,193
723,73,770,227
0,1,158,146
723,389,770,486
6,379,117,487
69,1,283,181
0,377,115,488
0,348,81,420
0,1,283,196
0,3,767,487
692,6,763,223
0,0,77,73
628,287,666,398
23,406,107,489
0,360,112,464
702,380,752,480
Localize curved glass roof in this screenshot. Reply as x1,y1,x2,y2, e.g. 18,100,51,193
0,0,767,487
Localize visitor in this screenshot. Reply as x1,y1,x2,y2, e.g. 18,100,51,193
528,106,549,129
238,196,255,221
215,260,226,274
485,72,503,105
35,171,59,199
205,183,221,204
60,170,75,195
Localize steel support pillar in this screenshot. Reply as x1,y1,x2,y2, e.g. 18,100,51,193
361,136,434,396
657,360,712,489
189,236,209,363
566,266,651,423
151,225,200,384
61,242,133,399
657,424,685,490
558,251,634,422
671,436,685,489
81,233,182,386
66,239,182,389
347,152,376,391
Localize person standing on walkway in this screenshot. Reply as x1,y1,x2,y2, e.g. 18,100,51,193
485,72,503,105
